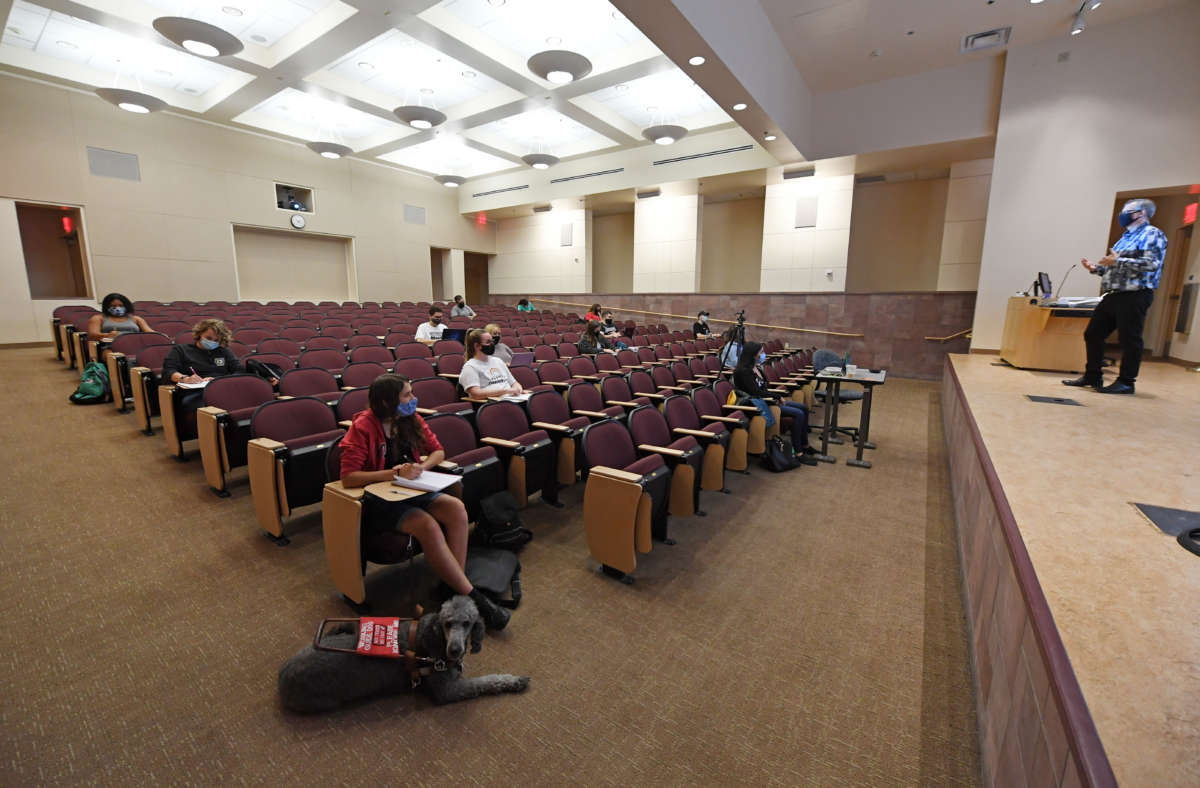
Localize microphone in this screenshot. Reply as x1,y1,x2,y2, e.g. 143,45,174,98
1056,263,1077,300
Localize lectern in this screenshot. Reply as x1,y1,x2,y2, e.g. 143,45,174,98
999,296,1092,372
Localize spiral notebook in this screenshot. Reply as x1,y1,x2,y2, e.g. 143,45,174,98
391,469,460,493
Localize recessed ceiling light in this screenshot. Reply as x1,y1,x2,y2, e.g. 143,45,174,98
154,16,244,58
547,70,571,84
96,88,166,114
522,153,559,170
183,87,198,93
646,105,658,112
1029,0,1044,4
435,175,466,188
462,70,476,78
528,50,592,85
1090,1,1102,8
688,55,705,66
155,68,173,76
420,87,434,94
183,39,220,57
120,102,150,114
764,132,777,141
221,6,243,16
56,40,78,49
307,141,352,159
732,102,747,111
250,34,267,43
643,124,687,145
393,105,446,129
546,36,562,45
410,119,431,129
357,61,374,71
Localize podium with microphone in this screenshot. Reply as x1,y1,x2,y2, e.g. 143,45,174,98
999,265,1095,372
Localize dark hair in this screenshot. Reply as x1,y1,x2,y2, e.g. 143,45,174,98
428,305,443,317
368,374,422,457
697,310,709,319
464,328,490,359
736,341,763,372
517,298,528,307
585,319,603,337
590,303,601,315
101,292,134,314
453,295,463,302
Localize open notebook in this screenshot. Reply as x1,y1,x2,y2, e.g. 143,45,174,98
392,469,460,493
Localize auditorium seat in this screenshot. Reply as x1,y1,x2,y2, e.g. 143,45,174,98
565,380,625,421
235,329,274,347
434,354,464,380
579,419,672,583
474,400,558,508
662,394,729,487
257,338,303,358
690,387,749,471
298,349,348,372
511,365,552,393
279,327,318,344
340,361,387,389
321,325,354,341
242,352,297,375
104,332,171,412
536,360,586,393
526,389,590,486
334,387,369,426
556,342,579,359
197,374,277,497
606,374,657,409
393,342,432,359
711,379,779,454
348,345,394,365
628,403,707,516
279,368,342,404
532,344,558,362
128,344,175,434
423,412,505,523
594,353,622,375
247,397,345,542
410,377,473,418
433,339,465,357
393,357,437,379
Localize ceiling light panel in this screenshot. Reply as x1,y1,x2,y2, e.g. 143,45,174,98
466,108,616,158
379,137,516,178
315,28,517,115
579,67,728,130
1,1,251,106
138,0,328,49
232,87,409,149
420,0,658,79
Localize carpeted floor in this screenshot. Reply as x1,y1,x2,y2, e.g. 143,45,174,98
0,347,979,786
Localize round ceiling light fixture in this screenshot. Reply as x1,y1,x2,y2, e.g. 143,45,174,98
527,50,592,85
642,124,687,146
306,141,353,159
521,153,560,170
732,102,747,111
688,55,705,66
435,175,466,188
763,132,777,141
153,17,244,58
95,87,167,114
393,105,447,129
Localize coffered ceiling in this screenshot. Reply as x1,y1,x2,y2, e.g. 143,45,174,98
0,0,735,182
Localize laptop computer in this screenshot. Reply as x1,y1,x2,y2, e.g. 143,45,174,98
439,327,467,344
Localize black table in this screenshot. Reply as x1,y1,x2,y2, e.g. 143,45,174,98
814,368,887,468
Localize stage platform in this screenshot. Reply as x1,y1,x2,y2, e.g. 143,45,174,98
942,354,1199,787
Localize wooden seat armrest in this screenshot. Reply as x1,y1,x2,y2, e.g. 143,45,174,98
461,396,488,404
696,374,718,379
573,409,609,418
677,378,704,385
620,364,643,369
436,461,459,472
198,405,227,419
323,480,366,501
672,427,713,438
767,387,789,394
638,444,685,457
701,414,741,424
275,395,294,400
415,407,437,415
589,466,644,483
338,420,353,429
640,392,666,400
571,374,599,381
605,400,641,407
531,421,570,432
656,385,686,392
546,380,572,388
437,373,460,380
722,404,760,413
248,437,286,451
480,436,521,449
131,365,150,375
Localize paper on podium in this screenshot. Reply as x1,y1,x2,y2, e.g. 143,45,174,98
392,469,460,493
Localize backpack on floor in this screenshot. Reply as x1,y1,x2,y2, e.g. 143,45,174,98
465,546,522,609
760,436,801,473
476,491,533,550
69,361,111,405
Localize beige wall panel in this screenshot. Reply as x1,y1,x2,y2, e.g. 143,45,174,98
937,263,982,292
84,207,175,260
233,228,350,303
167,217,235,263
846,179,947,293
701,198,764,293
92,255,238,303
592,213,634,293
945,175,993,223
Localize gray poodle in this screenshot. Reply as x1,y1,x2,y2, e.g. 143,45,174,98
278,596,530,712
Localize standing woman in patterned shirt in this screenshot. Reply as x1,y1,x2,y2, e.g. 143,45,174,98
1063,198,1167,395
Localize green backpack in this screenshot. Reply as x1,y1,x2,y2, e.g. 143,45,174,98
69,361,111,405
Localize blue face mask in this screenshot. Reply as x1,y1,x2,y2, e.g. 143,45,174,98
199,338,220,351
1118,209,1141,228
758,352,767,364
107,305,126,317
396,398,419,417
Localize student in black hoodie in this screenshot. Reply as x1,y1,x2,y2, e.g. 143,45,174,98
732,341,817,465
162,319,242,384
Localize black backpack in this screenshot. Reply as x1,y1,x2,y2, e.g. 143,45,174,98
476,491,533,550
760,436,802,473
245,358,285,383
465,546,522,609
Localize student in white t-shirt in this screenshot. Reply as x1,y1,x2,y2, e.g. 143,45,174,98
459,329,526,399
415,305,447,346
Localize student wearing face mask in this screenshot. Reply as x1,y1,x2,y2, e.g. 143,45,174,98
161,319,241,385
483,323,514,364
450,294,475,318
692,310,711,338
338,373,511,630
1063,198,1167,395
733,341,817,465
458,329,525,399
87,292,153,342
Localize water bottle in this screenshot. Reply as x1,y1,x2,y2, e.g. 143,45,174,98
842,352,849,372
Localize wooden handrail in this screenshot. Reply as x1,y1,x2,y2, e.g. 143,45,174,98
529,297,865,339
924,328,972,343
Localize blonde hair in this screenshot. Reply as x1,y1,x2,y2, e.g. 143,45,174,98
485,323,502,337
192,319,231,346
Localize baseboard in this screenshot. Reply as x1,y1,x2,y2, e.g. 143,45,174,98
968,348,999,355
0,341,54,349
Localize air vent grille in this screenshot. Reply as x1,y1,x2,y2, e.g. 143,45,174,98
783,167,815,180
549,167,623,184
961,26,1010,53
87,146,140,181
471,184,529,198
652,144,753,166
855,175,886,184
636,189,661,200
403,204,425,225
532,204,552,213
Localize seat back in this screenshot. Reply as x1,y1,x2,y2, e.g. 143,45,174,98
580,419,637,470
670,361,693,381
511,365,542,391
603,375,635,401
433,339,464,356
424,413,479,458
235,329,273,346
537,360,571,384
257,338,303,357
616,349,639,368
628,404,673,446
298,349,347,371
527,389,571,424
556,342,579,359
279,327,317,343
251,396,337,442
532,344,557,362
475,400,531,441
435,354,464,376
110,332,171,356
594,353,620,373
663,395,701,431
566,381,606,412
243,352,296,373
335,387,369,422
279,367,338,397
134,343,173,373
203,373,275,411
691,387,724,419
567,356,598,377
303,336,344,351
348,345,393,364
411,376,459,408
243,320,278,332
688,358,707,377
393,357,436,379
321,325,354,340
340,361,387,389
354,323,386,336
654,346,673,362
650,365,678,389
394,342,432,359
636,347,656,365
346,335,383,350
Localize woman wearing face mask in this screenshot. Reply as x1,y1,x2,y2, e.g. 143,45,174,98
692,310,711,338
458,329,525,399
161,319,241,385
483,323,514,365
87,292,153,342
585,303,602,323
578,319,618,355
338,373,511,630
733,341,817,465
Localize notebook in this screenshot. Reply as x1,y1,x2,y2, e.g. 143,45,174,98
391,469,461,493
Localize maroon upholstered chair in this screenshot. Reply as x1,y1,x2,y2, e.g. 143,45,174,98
340,361,387,389
242,352,296,374
235,329,273,347
335,387,369,425
304,336,346,352
579,419,672,583
628,403,707,517
280,327,318,343
353,322,387,336
474,400,559,508
257,338,303,358
346,335,383,350
432,339,464,356
393,342,432,359
197,374,277,496
348,345,393,365
424,412,504,523
690,386,749,471
279,368,342,403
628,370,668,403
594,353,622,375
298,349,348,372
567,356,606,381
536,360,585,393
556,342,579,359
128,344,176,434
567,379,626,421
411,377,473,418
532,344,558,362
383,332,409,349
601,375,654,411
434,354,464,380
321,325,354,340
526,389,591,486
651,364,691,393
248,396,345,542
104,332,172,411
511,365,552,393
393,357,437,380
662,394,731,484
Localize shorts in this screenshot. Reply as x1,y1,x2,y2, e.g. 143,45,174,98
363,491,445,533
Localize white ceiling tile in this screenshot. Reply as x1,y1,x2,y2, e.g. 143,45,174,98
466,108,615,158
579,67,728,132
378,136,517,179
233,87,410,149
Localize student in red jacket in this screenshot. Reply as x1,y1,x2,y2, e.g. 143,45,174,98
339,373,511,630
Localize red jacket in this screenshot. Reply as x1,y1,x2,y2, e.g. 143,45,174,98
338,409,443,478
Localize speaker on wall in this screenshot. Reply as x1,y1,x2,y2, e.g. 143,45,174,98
560,223,573,247
794,196,819,229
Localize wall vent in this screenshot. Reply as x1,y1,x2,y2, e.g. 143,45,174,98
471,184,529,198
636,189,661,200
794,197,819,229
783,167,816,180
961,26,1010,53
855,174,886,184
560,223,573,247
86,146,140,181
403,204,426,225
652,144,753,166
549,167,623,184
